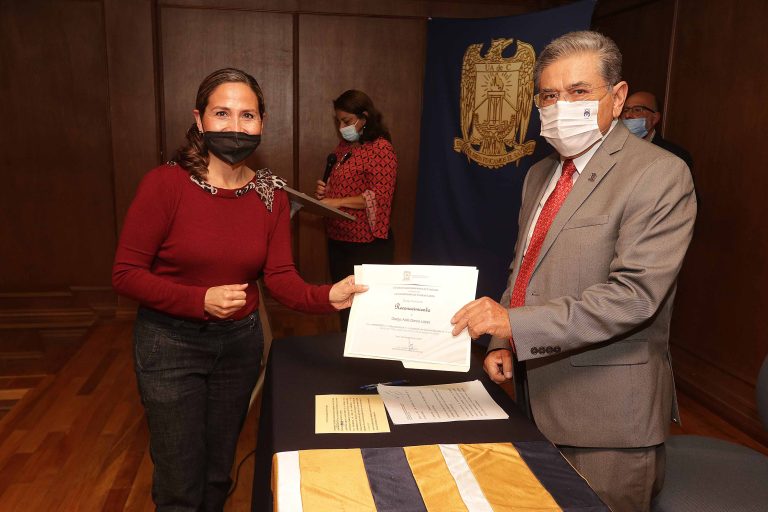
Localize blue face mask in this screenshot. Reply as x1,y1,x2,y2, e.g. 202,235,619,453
622,118,648,138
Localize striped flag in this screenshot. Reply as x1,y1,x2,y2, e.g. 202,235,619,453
273,441,608,511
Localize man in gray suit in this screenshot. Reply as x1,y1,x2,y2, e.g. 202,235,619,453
451,31,696,511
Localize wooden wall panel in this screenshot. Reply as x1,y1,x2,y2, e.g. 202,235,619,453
159,0,571,18
296,14,426,283
0,0,115,290
592,0,675,109
159,7,294,182
104,0,160,230
665,0,768,442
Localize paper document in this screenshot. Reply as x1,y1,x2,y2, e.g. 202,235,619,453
345,264,478,372
377,380,508,425
315,394,390,434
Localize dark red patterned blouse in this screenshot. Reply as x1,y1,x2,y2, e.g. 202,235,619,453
324,137,397,242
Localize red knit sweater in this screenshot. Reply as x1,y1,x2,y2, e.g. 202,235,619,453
325,137,397,242
112,163,334,320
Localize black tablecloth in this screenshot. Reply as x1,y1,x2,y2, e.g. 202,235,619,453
251,333,545,510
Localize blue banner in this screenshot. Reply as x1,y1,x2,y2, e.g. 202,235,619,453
412,1,596,306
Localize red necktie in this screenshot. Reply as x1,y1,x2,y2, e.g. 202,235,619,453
510,159,577,308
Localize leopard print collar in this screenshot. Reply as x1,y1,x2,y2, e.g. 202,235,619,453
188,168,287,212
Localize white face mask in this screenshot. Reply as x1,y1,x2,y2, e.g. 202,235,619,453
339,120,361,142
539,100,603,158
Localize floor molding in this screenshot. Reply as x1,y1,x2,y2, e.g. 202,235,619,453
0,287,122,329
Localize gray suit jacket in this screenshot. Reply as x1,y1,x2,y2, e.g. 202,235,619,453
489,122,697,448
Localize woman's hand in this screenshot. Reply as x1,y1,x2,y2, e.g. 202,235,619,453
329,275,368,310
315,179,326,200
321,195,366,209
320,197,341,208
205,283,248,319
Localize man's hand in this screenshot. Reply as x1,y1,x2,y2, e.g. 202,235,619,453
204,283,248,319
329,275,369,310
484,348,513,383
450,297,512,339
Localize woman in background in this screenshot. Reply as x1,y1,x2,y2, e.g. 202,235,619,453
113,68,364,511
315,90,397,330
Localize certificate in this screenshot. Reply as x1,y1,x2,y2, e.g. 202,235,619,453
376,380,509,425
344,265,478,372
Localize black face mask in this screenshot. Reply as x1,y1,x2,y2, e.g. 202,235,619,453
203,131,261,165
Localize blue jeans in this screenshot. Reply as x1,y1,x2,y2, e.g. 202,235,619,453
133,307,263,512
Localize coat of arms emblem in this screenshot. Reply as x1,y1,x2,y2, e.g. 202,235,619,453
453,38,536,169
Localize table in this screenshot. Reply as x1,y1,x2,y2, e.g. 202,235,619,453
251,333,606,511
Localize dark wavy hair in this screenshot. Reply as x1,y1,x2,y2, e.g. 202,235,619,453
174,68,266,179
333,90,390,144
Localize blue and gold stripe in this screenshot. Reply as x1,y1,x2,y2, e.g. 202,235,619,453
273,442,609,511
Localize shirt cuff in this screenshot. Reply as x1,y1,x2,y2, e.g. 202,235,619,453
362,189,377,232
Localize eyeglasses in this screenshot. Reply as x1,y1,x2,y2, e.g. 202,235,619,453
534,84,612,108
622,105,656,116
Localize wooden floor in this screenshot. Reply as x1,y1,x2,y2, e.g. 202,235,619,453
0,310,765,511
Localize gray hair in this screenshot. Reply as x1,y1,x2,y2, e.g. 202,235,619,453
533,31,622,88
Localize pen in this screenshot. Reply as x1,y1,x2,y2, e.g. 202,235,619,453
359,379,409,391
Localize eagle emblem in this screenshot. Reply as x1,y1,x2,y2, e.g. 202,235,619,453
453,38,537,169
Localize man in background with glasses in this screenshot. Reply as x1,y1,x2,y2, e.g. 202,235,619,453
452,30,696,511
622,91,694,171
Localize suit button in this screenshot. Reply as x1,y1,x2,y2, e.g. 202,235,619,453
545,346,553,354
538,346,545,354
531,347,538,354
554,346,561,353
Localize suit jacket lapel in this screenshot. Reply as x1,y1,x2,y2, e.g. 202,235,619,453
532,123,630,275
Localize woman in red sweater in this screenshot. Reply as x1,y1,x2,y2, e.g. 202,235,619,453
314,90,397,330
112,68,364,511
